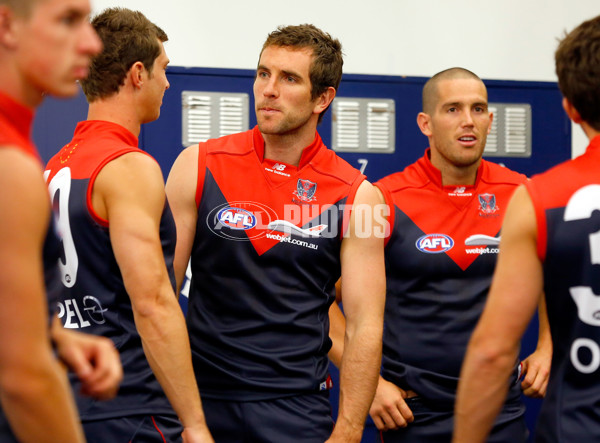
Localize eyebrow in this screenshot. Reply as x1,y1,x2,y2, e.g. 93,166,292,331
442,101,488,108
256,64,303,80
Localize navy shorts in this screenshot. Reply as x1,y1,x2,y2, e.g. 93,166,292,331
378,396,528,443
82,414,183,443
202,393,334,443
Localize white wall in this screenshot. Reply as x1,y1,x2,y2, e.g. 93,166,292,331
91,0,600,157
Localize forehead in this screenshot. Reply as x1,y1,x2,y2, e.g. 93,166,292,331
435,78,487,107
155,40,169,62
258,45,313,74
30,0,91,17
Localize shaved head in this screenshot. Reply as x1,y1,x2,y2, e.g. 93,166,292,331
422,68,485,114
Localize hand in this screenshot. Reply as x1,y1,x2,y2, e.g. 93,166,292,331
54,328,122,400
520,348,551,398
182,425,214,443
369,376,414,431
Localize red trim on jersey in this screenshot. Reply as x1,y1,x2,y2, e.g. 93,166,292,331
340,174,367,239
526,135,600,262
376,149,526,270
0,91,39,160
524,180,548,261
195,143,207,208
196,127,363,256
374,182,395,247
46,121,154,227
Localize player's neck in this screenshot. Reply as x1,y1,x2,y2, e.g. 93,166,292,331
439,162,480,187
262,128,316,167
87,98,141,138
0,69,43,110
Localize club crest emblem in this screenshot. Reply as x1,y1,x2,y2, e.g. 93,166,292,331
478,193,499,217
293,179,317,203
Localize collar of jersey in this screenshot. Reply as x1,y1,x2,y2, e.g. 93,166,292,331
252,125,323,169
420,147,484,190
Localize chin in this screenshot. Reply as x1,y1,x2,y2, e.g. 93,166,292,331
45,83,80,99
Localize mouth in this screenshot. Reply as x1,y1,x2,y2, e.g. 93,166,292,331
458,135,477,146
73,65,90,80
258,104,280,113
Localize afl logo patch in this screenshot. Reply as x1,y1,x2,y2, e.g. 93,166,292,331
415,234,454,254
217,207,257,230
207,201,278,241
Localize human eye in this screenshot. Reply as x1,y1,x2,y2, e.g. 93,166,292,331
59,10,85,27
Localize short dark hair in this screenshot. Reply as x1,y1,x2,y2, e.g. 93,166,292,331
260,24,343,122
555,15,600,131
81,7,168,102
422,67,484,114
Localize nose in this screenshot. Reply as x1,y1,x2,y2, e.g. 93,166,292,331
262,76,278,98
81,23,103,56
462,111,475,127
165,77,170,91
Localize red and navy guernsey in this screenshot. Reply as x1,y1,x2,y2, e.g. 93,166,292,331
525,135,600,442
187,126,365,400
45,121,176,420
375,149,526,421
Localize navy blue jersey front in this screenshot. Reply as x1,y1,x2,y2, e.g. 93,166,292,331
187,126,364,400
376,150,526,422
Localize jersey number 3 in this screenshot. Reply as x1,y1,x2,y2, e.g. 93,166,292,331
46,167,79,288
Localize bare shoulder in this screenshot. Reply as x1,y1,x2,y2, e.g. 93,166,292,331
354,180,382,206
168,144,199,179
97,151,165,194
0,148,47,204
166,144,199,200
0,148,49,241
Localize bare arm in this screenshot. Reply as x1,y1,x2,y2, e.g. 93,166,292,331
453,185,543,442
165,145,199,294
519,294,552,398
95,152,212,441
0,149,84,442
327,280,345,367
327,181,386,443
329,207,413,433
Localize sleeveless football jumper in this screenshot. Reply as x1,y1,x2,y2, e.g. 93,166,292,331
375,150,527,430
187,126,365,401
45,121,176,421
526,135,600,442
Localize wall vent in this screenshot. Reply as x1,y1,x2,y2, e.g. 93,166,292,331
332,98,395,153
484,103,531,157
182,91,249,147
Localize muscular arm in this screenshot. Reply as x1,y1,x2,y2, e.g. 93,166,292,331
328,191,413,432
165,145,199,294
327,280,345,368
453,185,543,442
327,181,386,443
0,149,84,442
520,294,552,398
95,152,212,441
